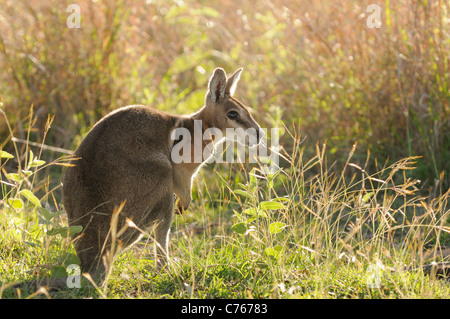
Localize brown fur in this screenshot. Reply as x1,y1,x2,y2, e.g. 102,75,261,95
59,67,263,286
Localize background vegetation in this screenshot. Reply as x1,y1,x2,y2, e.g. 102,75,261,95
0,0,449,298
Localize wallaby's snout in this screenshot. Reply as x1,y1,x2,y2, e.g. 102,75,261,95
255,125,265,145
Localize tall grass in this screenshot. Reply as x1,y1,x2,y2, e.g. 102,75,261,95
0,0,448,187
210,131,450,298
93,131,450,298
0,0,449,298
2,108,448,298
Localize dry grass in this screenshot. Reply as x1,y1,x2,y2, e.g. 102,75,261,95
0,0,448,186
0,0,449,299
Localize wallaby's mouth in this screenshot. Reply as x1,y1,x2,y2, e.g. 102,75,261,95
255,127,265,145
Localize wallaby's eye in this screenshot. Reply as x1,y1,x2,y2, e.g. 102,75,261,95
227,111,239,120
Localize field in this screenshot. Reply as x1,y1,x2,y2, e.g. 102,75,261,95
0,0,449,299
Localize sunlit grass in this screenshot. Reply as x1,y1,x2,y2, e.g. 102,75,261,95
0,0,449,299
0,0,448,188
2,117,448,299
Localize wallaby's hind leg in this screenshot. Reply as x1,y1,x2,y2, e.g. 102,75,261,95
75,236,107,283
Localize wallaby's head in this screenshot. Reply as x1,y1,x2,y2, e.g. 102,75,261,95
204,67,264,147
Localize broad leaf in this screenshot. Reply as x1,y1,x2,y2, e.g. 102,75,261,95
269,222,287,234
29,160,46,168
8,198,24,210
259,201,285,211
0,151,14,159
233,189,253,199
231,222,247,234
20,189,42,207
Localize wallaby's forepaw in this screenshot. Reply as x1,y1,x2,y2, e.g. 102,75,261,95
175,199,184,214
174,194,188,214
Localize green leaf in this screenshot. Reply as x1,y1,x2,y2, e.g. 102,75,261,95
257,209,269,219
47,227,66,236
264,247,276,257
24,241,40,248
264,245,283,259
68,225,83,236
243,208,268,219
51,266,68,278
237,183,247,189
232,209,242,220
233,189,253,199
39,208,63,222
39,208,53,221
8,198,24,210
259,201,285,211
0,151,14,159
47,225,83,237
6,173,21,182
362,192,375,204
249,168,258,187
231,222,247,234
50,225,82,237
29,149,34,165
243,208,257,216
29,160,46,168
20,189,42,207
269,222,287,234
21,170,32,176
64,253,81,267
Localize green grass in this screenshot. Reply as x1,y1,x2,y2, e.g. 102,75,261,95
0,0,449,299
1,121,449,299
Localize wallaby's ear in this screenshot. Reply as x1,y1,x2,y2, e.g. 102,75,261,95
208,68,227,102
225,68,243,97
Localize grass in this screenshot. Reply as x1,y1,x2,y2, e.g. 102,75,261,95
0,115,449,298
0,0,449,188
0,0,449,299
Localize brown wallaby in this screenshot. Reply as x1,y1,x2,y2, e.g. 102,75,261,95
54,67,263,288
14,68,262,292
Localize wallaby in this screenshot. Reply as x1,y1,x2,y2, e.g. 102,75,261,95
32,67,262,289
14,68,262,292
